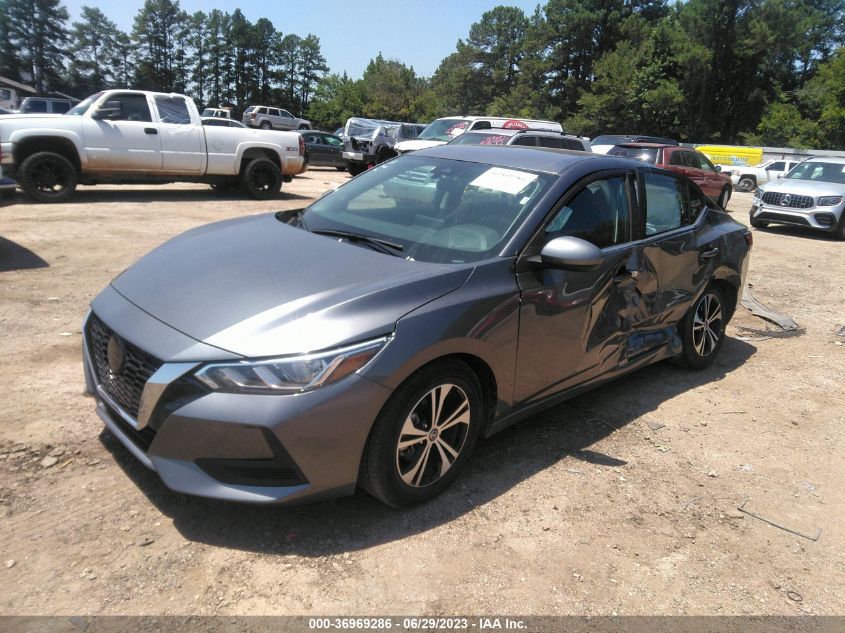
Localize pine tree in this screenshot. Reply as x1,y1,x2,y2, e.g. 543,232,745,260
6,0,70,93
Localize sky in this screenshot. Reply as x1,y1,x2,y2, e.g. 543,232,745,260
62,0,544,79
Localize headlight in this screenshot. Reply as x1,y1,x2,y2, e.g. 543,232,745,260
731,169,741,176
753,187,763,199
195,337,389,394
817,196,842,206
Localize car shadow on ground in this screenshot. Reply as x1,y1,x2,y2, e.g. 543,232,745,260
754,225,842,241
0,236,49,272
53,188,314,204
101,336,756,556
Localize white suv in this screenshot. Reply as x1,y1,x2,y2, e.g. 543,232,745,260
243,106,311,131
395,116,563,154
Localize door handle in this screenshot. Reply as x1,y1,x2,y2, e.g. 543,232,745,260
700,247,720,259
144,127,158,135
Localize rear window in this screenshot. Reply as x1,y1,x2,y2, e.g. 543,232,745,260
244,106,256,113
608,146,658,164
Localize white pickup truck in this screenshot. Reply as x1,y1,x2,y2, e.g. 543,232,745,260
0,89,306,202
729,158,803,192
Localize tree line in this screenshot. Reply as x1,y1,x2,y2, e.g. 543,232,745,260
0,0,328,115
1,0,843,149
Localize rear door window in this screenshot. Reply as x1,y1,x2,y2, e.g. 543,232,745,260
52,101,71,113
511,135,536,146
155,96,191,124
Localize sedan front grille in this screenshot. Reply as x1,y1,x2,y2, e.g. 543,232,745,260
761,192,814,209
87,314,162,419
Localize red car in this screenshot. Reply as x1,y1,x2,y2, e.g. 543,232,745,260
608,143,732,208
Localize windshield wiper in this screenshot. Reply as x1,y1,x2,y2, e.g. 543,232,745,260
309,229,404,256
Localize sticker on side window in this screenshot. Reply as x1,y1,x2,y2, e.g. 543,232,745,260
470,167,538,195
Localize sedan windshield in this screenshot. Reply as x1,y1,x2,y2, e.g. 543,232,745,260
299,156,554,264
785,162,845,184
418,119,469,142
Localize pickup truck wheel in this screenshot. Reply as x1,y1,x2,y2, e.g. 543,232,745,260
259,121,272,130
736,177,755,192
240,157,282,199
347,162,365,177
19,151,78,203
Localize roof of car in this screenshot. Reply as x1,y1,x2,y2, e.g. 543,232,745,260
805,156,845,164
614,142,675,149
459,129,567,138
417,144,624,175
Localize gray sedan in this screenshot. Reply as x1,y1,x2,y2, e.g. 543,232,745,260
83,146,751,507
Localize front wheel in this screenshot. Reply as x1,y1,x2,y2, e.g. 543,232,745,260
360,360,483,508
676,285,727,370
18,151,78,203
749,211,768,229
717,187,730,210
835,214,845,241
240,157,282,199
736,177,755,192
347,162,366,177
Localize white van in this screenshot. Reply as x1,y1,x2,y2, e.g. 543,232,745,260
394,116,563,154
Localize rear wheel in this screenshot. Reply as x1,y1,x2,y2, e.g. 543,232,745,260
736,177,755,192
347,162,366,177
676,284,727,370
18,151,78,203
240,157,282,199
360,360,483,508
259,121,272,130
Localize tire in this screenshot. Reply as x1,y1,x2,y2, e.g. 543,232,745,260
259,121,272,130
749,211,768,229
18,151,78,203
347,162,366,177
359,360,484,508
239,157,282,200
835,214,845,241
375,147,396,164
676,284,728,370
717,187,730,210
736,177,755,192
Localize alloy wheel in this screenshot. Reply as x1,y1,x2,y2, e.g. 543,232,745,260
692,293,723,357
395,383,471,488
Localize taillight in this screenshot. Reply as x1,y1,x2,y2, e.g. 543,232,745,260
250,113,256,120
744,231,753,248
298,134,305,156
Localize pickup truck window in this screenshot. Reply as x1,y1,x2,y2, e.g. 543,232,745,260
67,93,102,116
155,96,191,124
111,94,152,122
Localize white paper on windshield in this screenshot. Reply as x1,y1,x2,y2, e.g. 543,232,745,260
470,167,538,195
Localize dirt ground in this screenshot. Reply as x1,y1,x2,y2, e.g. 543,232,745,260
0,171,843,616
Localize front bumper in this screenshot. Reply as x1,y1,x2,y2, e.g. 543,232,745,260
750,199,844,231
342,151,375,163
82,303,393,505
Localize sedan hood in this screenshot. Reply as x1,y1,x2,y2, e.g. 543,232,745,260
111,214,473,358
763,178,845,196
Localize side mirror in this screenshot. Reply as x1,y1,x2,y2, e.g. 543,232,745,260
714,165,722,172
93,100,122,120
536,236,604,271
777,174,783,179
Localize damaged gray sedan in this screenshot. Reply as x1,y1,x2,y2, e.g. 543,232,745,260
83,146,751,508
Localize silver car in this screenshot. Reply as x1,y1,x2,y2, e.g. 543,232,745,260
243,105,311,131
750,157,845,239
84,146,751,508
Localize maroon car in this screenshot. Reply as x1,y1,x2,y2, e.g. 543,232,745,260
609,143,732,208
